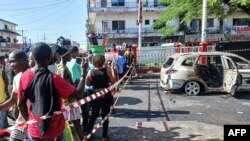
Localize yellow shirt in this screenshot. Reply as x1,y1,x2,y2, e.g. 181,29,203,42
124,50,134,56
0,71,7,103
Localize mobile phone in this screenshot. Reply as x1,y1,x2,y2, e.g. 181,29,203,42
76,57,82,64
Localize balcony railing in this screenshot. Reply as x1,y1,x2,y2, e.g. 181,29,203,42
185,26,223,34
185,33,224,42
95,27,158,34
89,2,166,8
0,29,20,35
89,2,166,12
91,27,161,38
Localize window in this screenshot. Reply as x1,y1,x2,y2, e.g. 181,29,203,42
111,0,124,6
112,21,125,30
13,38,18,43
207,18,214,27
163,57,175,68
6,37,10,42
225,58,235,69
145,20,150,25
182,57,196,66
4,25,8,30
230,56,249,69
233,18,250,26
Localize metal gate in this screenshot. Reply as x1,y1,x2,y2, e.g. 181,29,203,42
137,46,215,68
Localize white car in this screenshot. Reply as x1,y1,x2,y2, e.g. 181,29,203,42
160,52,250,96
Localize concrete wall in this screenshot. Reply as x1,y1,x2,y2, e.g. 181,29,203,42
0,20,18,43
95,12,178,30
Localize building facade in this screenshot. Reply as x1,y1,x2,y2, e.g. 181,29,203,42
88,0,179,47
0,19,21,56
185,12,250,45
88,0,250,47
0,19,20,43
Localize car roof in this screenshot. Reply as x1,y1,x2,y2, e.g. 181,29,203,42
171,52,249,62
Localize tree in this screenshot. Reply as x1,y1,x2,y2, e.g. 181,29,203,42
153,0,250,38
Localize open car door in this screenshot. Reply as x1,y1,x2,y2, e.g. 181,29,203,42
221,56,239,95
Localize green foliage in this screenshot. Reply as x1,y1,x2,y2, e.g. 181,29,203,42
153,0,250,37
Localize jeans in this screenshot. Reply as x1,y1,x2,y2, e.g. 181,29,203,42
87,93,113,138
0,110,7,129
81,89,93,135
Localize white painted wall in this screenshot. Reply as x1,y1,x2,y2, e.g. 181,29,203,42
95,12,178,30
94,0,160,7
0,20,17,32
0,21,3,30
224,12,250,27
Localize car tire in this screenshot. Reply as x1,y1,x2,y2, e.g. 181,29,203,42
184,81,201,96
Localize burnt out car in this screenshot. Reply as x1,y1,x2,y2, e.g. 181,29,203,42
160,52,250,96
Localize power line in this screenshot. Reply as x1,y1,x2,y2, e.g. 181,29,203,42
0,0,70,11
0,0,63,6
18,0,74,26
2,0,70,20
31,3,82,30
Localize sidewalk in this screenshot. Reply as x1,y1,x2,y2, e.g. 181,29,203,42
90,121,223,141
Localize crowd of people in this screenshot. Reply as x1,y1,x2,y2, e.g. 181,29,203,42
0,37,136,141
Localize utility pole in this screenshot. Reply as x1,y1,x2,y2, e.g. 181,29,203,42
138,0,142,50
201,0,207,42
29,38,32,48
24,37,27,48
86,0,91,55
42,33,48,43
37,33,39,43
200,0,207,64
17,29,26,48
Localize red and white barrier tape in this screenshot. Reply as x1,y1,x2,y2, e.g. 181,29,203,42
221,48,250,52
137,53,174,58
86,67,135,139
0,66,134,134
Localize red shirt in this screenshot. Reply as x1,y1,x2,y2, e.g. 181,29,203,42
18,69,75,139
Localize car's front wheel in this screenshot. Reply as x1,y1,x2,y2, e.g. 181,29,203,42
184,81,201,96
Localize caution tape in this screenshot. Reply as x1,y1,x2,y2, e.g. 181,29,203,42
137,53,174,58
0,65,134,135
221,48,250,53
86,67,135,139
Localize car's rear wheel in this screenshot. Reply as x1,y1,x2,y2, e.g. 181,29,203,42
184,81,201,96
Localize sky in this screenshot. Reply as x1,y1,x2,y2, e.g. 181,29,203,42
0,0,88,49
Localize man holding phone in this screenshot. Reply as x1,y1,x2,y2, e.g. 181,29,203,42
66,46,82,85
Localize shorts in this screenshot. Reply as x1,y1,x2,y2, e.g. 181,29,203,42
62,101,82,121
10,127,29,141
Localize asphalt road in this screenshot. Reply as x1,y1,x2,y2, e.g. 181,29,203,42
110,75,250,125
97,74,250,140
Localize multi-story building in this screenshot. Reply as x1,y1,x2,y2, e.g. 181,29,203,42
0,19,21,55
184,12,250,45
0,19,20,44
88,0,180,47
88,0,250,47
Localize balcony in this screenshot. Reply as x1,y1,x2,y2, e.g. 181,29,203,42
224,26,250,34
184,26,223,35
0,29,20,36
185,34,224,42
93,27,161,38
88,2,165,13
